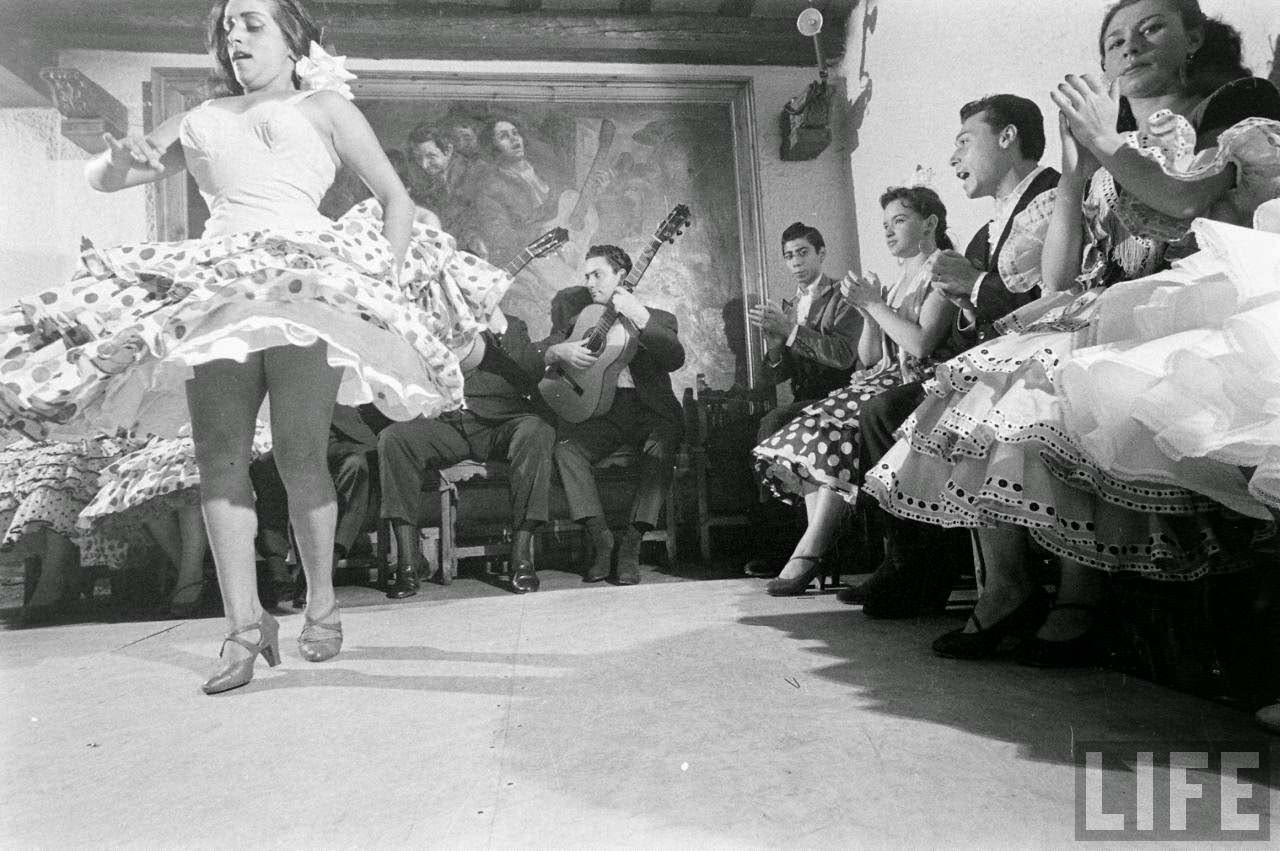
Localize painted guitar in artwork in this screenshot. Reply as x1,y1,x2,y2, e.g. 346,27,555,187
499,225,570,280
538,204,692,423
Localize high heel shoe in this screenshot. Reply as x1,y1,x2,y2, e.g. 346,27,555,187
202,612,281,695
765,555,824,597
298,601,343,662
931,588,1048,659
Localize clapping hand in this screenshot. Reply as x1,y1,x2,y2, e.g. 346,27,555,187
1050,73,1121,157
839,271,883,308
1057,111,1100,180
747,300,793,339
102,131,166,172
928,250,980,311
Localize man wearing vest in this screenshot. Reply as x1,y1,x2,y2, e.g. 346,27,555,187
743,221,863,576
844,93,1060,617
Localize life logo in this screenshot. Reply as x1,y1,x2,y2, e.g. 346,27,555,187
1074,740,1273,841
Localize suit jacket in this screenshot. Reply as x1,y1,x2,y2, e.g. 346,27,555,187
954,166,1061,348
330,404,392,450
760,273,862,401
549,286,685,424
463,315,549,421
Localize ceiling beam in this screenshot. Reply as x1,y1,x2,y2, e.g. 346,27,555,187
619,0,653,13
508,0,543,10
717,0,755,16
0,2,844,67
0,29,55,107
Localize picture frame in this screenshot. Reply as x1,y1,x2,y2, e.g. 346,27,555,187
148,68,768,391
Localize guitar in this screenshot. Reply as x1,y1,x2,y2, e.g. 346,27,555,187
538,204,692,423
499,225,569,280
473,226,570,403
543,119,616,260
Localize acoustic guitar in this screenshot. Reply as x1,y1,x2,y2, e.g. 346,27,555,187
543,119,616,261
538,204,692,423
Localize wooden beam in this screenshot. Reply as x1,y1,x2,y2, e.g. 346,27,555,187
508,0,543,10
0,1,844,67
619,0,653,13
717,0,755,16
0,29,54,107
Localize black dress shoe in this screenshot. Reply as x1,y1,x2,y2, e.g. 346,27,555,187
511,562,540,593
836,579,870,605
583,528,614,583
615,527,643,586
386,563,419,599
932,589,1048,659
1013,603,1105,667
765,555,823,597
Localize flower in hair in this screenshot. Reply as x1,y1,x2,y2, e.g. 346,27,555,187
295,41,356,100
905,164,935,190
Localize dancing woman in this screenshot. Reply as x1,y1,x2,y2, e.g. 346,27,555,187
862,0,1280,664
752,186,959,595
0,0,513,693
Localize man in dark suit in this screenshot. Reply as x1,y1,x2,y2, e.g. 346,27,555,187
743,221,863,576
548,244,685,586
378,314,556,596
847,93,1061,617
750,221,863,439
251,403,391,608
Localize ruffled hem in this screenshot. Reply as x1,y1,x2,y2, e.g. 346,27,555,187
0,202,511,439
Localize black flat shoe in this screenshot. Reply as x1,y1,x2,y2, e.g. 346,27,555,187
1014,603,1105,668
386,563,419,599
511,562,539,593
932,589,1048,659
583,530,613,583
765,555,823,597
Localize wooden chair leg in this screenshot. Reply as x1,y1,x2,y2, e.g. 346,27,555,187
665,479,678,565
375,520,392,589
440,485,456,584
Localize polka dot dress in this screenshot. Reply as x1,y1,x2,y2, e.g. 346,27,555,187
0,94,513,442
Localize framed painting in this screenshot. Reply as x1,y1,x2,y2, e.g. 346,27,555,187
149,69,768,392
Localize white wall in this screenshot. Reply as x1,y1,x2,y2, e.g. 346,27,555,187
0,49,856,307
838,0,1279,280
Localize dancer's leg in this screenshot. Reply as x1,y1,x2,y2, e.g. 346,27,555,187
142,512,183,573
174,501,209,600
263,343,341,615
26,528,76,607
188,354,267,660
775,485,848,581
963,527,1037,633
1035,559,1105,640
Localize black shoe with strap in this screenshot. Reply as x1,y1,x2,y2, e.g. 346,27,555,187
765,555,824,597
615,526,643,586
932,589,1049,659
510,529,539,593
1013,603,1105,668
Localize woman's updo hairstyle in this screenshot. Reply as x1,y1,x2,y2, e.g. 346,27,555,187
1098,0,1249,97
878,186,954,252
207,0,323,95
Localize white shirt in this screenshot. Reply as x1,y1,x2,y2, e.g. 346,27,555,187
785,272,826,347
970,165,1048,304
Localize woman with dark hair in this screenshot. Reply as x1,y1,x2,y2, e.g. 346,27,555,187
752,186,959,595
862,0,1280,665
0,0,514,693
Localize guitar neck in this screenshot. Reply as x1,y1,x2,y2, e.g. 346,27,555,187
502,249,534,279
621,235,665,293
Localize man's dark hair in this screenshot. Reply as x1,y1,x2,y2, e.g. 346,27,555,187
586,244,632,276
959,94,1046,161
781,221,825,252
408,123,452,151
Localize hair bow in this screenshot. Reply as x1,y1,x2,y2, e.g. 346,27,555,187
295,41,356,100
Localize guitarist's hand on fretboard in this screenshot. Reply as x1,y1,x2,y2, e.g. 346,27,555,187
610,289,651,332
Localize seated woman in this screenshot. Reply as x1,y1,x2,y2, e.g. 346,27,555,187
0,436,138,623
752,186,959,595
862,0,1280,664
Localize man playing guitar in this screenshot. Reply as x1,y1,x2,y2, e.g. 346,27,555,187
545,245,685,586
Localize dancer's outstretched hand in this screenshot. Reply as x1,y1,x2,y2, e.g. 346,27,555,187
103,132,166,172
